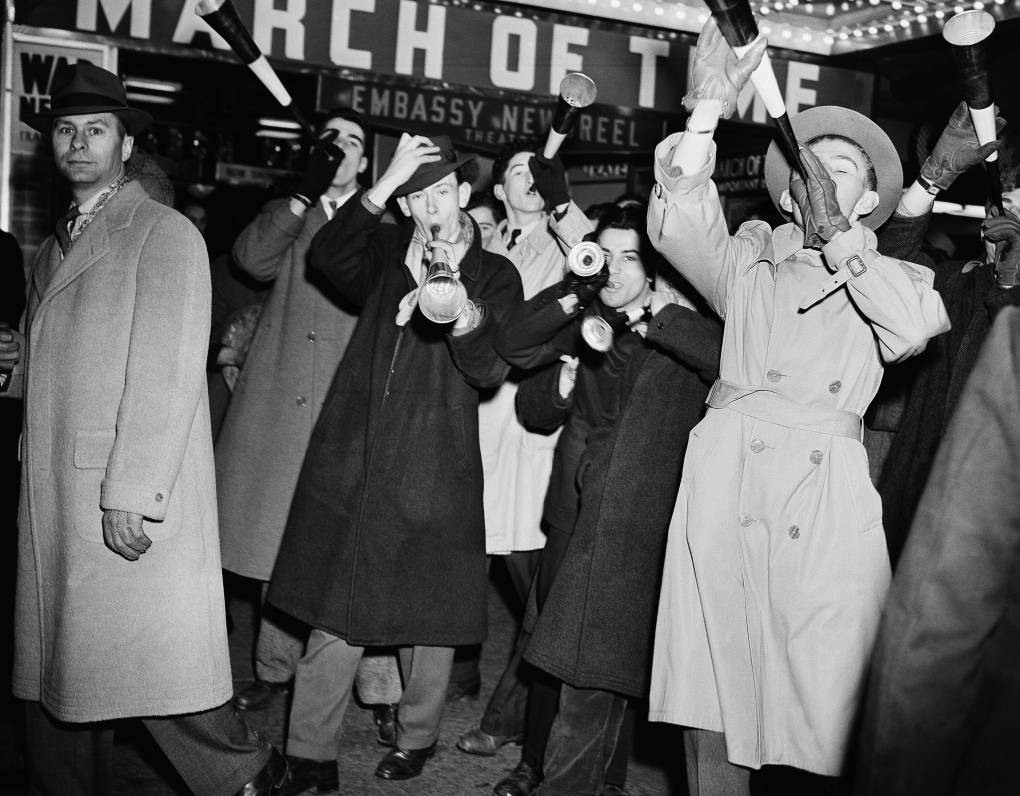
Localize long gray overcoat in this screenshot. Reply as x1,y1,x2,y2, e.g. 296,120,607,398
10,181,232,722
267,198,523,646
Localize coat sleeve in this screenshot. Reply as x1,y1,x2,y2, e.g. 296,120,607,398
548,201,595,251
876,211,935,268
232,198,305,281
100,213,211,521
644,304,722,383
819,225,950,363
647,134,770,319
447,255,524,389
496,282,579,369
514,362,570,433
307,193,386,309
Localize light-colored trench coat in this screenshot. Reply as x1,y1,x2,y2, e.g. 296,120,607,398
216,196,359,580
646,137,950,775
10,181,232,722
478,205,592,555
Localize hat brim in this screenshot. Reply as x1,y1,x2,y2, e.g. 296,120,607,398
26,105,153,136
394,153,475,197
763,106,902,231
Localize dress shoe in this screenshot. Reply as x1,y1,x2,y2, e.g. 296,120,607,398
457,727,523,756
236,748,288,795
373,703,398,746
493,760,541,796
234,679,291,711
374,743,437,780
278,756,338,795
445,671,481,702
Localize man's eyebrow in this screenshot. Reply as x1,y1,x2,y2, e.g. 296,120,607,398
829,154,861,171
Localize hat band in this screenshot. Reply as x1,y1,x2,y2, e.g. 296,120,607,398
51,92,129,112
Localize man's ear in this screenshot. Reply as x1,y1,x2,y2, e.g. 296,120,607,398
357,156,368,175
779,189,794,214
459,182,471,208
493,183,506,203
121,134,134,163
851,189,880,221
396,196,411,218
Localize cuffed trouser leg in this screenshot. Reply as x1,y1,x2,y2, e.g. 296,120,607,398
253,582,308,684
24,701,114,796
143,702,271,796
684,729,751,796
395,645,455,750
534,684,627,796
285,629,363,762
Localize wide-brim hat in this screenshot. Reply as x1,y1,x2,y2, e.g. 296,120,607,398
764,106,902,230
394,134,474,196
27,61,152,136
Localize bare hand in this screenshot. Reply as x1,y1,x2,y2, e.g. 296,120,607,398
685,19,767,119
102,509,152,561
380,133,441,190
558,355,579,399
0,323,22,374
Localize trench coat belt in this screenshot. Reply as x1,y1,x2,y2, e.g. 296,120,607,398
706,379,863,440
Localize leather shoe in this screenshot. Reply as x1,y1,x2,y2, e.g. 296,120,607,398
457,727,523,756
493,760,541,796
234,679,291,711
374,743,437,780
278,756,337,795
373,703,398,747
235,747,288,795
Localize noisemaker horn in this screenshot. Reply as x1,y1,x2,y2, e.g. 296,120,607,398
195,0,316,138
544,73,598,158
943,9,1002,212
702,0,807,181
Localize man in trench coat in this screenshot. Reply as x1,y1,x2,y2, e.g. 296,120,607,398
0,63,284,794
267,132,522,787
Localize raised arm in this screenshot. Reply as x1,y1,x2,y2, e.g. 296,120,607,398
497,282,580,369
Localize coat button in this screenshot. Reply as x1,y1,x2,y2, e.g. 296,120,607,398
809,450,824,465
750,438,765,453
155,493,164,502
307,330,316,341
828,380,842,394
766,369,782,382
739,512,755,527
788,524,800,539
296,395,307,406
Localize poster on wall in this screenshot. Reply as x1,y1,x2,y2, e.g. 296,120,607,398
2,32,115,261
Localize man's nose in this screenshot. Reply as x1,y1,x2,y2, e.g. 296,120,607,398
70,130,87,149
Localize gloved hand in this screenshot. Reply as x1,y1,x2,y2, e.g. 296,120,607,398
981,208,1020,288
920,101,1004,194
684,18,767,120
790,146,851,248
293,128,344,206
529,153,570,209
562,267,609,309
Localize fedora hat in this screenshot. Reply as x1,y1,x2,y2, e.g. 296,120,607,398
393,135,475,197
27,61,152,136
763,106,903,230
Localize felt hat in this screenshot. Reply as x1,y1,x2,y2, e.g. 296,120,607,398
764,106,903,230
393,135,474,197
27,61,152,136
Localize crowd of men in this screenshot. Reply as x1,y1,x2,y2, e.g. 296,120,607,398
1,18,1019,796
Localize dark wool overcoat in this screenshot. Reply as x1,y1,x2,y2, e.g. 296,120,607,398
498,288,721,697
267,197,523,647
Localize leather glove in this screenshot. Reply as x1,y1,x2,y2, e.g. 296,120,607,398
919,102,1004,194
562,267,609,310
293,128,344,206
982,209,1020,288
529,153,570,209
684,18,767,120
790,146,851,248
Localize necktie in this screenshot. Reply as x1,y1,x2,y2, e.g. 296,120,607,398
507,228,522,250
56,205,81,256
327,198,339,219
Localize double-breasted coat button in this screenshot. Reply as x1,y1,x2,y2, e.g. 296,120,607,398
788,525,800,539
739,513,755,527
750,438,765,453
296,395,307,406
766,369,782,382
810,450,824,465
155,493,164,502
828,380,842,393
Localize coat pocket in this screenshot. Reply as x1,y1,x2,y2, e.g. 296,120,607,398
72,429,116,543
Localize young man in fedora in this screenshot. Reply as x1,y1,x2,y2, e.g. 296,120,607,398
644,21,949,793
1,62,286,794
266,132,522,789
